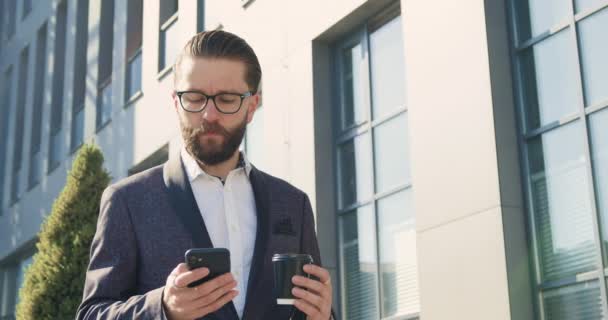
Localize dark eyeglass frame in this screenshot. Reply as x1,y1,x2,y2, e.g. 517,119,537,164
175,90,254,114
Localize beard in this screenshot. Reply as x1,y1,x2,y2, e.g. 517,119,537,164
180,113,247,166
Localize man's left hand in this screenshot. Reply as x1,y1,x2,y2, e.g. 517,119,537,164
291,264,332,320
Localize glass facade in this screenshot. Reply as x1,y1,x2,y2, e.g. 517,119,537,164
334,11,419,320
511,0,608,318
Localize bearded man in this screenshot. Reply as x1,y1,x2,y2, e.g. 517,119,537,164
77,30,333,320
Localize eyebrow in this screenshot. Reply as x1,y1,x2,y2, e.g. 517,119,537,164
179,89,246,95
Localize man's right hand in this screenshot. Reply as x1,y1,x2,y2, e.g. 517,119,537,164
162,263,238,320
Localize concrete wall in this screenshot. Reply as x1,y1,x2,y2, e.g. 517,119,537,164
402,0,533,318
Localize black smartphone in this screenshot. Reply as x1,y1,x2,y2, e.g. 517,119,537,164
184,248,231,288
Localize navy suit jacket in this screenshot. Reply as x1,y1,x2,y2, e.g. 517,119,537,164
76,151,322,320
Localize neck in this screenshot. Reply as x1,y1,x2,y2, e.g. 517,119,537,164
195,150,240,181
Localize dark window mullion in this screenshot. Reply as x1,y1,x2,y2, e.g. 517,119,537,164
363,22,384,319
507,1,546,316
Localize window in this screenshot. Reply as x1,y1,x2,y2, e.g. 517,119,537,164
0,253,34,320
4,0,16,40
22,0,32,19
96,0,114,129
29,23,47,188
510,1,608,319
244,87,265,170
197,0,204,32
14,255,33,306
70,0,89,151
0,67,13,212
48,1,68,172
158,0,178,72
333,9,419,320
0,265,18,320
125,0,142,103
10,47,29,204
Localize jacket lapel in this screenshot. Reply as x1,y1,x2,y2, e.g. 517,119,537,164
163,149,213,249
241,166,272,320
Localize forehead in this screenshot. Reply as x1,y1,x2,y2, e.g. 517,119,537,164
175,56,248,93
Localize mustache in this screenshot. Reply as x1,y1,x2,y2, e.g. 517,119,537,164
186,121,229,138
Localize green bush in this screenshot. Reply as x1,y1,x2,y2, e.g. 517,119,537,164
15,144,111,320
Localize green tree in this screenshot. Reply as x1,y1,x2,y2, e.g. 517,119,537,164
15,144,111,320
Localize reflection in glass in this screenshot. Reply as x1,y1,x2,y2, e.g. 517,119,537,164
71,106,85,150
160,21,179,71
370,16,406,120
28,151,41,187
524,0,570,38
338,134,373,208
97,82,112,127
542,280,604,319
590,109,608,265
520,30,579,129
528,122,597,282
341,43,366,129
578,8,608,107
374,113,410,193
49,131,62,169
340,206,379,320
575,0,605,13
378,189,418,317
126,50,142,100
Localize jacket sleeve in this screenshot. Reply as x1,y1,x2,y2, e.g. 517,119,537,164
76,186,168,320
300,194,322,268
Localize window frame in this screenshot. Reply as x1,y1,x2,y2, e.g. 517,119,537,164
125,0,143,104
507,0,608,318
332,7,418,320
158,0,178,75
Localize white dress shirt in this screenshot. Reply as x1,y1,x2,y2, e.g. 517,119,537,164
181,147,257,319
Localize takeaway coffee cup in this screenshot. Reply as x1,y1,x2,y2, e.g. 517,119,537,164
272,253,314,305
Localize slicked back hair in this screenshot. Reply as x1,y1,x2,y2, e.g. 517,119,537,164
173,30,262,93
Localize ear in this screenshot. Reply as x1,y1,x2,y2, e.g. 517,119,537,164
246,93,260,124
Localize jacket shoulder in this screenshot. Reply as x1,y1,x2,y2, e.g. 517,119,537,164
105,163,165,197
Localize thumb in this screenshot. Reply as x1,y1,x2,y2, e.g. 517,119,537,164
166,263,189,286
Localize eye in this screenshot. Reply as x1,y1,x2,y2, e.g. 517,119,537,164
218,94,238,104
182,93,206,103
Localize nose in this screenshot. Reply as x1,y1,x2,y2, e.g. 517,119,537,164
201,98,221,122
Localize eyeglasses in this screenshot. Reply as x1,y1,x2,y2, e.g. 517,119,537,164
175,90,253,114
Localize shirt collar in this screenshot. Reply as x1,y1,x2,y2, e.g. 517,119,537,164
181,147,252,183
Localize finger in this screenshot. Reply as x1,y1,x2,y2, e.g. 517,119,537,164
193,290,239,318
165,263,189,291
194,279,238,308
292,287,323,309
292,276,327,297
294,298,322,319
303,264,331,285
193,273,235,298
173,267,210,288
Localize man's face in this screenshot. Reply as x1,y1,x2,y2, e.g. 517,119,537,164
173,57,258,165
